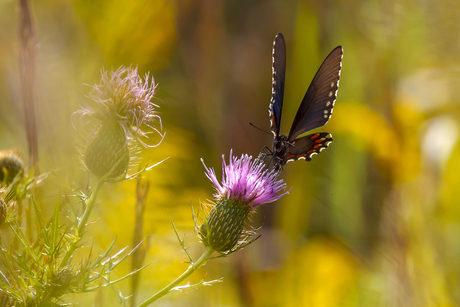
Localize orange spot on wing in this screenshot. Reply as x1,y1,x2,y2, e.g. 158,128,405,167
310,133,320,139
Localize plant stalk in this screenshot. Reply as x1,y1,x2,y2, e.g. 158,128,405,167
59,179,104,268
77,179,103,236
136,247,214,307
19,0,39,171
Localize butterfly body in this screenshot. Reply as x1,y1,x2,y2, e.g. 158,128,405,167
267,33,343,169
272,134,288,159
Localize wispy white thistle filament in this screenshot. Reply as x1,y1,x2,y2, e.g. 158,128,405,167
75,66,163,147
202,150,288,209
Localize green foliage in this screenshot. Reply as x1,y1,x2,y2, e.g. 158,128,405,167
0,181,145,306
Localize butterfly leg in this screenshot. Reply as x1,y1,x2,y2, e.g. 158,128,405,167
273,156,286,172
256,145,272,162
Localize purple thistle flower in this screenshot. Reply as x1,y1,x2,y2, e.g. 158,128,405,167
201,150,288,210
199,150,289,253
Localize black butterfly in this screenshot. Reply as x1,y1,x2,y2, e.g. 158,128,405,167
267,33,343,169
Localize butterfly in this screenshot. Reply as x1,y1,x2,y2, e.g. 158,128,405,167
267,33,343,169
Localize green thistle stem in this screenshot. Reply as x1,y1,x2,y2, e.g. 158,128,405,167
136,246,214,307
59,179,104,269
77,179,103,236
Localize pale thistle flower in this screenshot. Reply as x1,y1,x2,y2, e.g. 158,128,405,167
75,66,163,179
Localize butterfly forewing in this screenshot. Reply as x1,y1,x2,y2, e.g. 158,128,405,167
285,133,333,163
287,46,343,142
268,33,286,137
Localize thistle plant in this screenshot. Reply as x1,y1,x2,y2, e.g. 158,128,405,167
61,66,164,271
0,67,164,306
0,151,42,230
137,151,289,306
77,66,164,181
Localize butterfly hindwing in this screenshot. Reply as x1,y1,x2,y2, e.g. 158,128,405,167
287,46,343,142
285,133,333,163
268,33,286,137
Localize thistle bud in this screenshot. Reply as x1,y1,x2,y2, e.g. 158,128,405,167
50,269,74,297
0,151,24,185
199,150,289,253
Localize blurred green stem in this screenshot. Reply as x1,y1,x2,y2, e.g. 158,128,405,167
137,247,214,307
59,179,104,268
77,179,103,236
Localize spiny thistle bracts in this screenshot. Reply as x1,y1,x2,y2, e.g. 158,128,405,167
84,122,130,178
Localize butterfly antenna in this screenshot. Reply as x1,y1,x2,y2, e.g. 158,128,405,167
249,123,272,136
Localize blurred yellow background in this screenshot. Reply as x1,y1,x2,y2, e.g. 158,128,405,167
1,0,460,306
